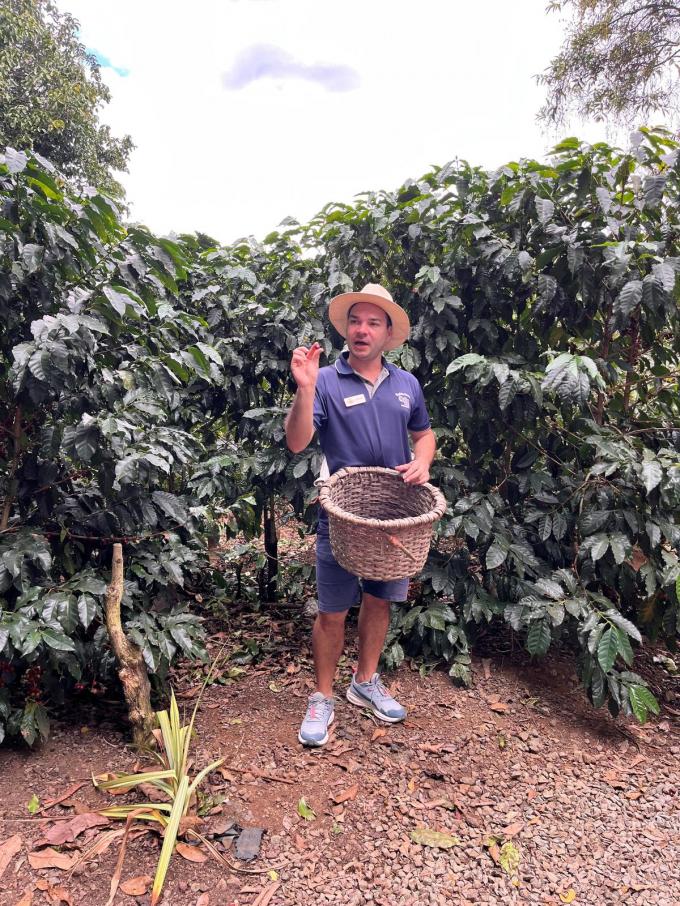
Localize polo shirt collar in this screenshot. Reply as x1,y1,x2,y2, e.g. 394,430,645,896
334,350,395,376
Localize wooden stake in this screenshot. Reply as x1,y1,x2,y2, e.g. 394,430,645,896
104,544,155,748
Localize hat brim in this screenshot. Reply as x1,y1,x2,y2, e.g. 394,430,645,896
328,291,410,351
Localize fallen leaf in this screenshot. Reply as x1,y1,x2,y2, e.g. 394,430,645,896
502,821,524,838
489,702,509,713
14,888,33,906
120,875,153,895
331,785,359,805
268,682,282,693
252,880,281,906
26,795,40,815
176,843,208,863
407,778,416,792
499,841,520,878
37,782,87,814
559,890,577,903
297,798,316,821
293,833,306,851
410,828,461,849
27,847,74,871
40,813,110,846
371,728,386,742
178,815,205,835
0,834,22,880
33,880,73,906
418,743,443,753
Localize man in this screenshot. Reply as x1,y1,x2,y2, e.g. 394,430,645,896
285,283,436,746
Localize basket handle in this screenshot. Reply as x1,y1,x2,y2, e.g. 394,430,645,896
381,531,419,565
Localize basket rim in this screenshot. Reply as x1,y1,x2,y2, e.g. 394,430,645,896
318,466,447,530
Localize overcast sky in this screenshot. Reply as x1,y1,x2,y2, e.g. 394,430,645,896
57,0,610,245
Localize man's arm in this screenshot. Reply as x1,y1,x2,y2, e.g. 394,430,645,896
285,342,323,453
395,428,436,485
285,386,315,453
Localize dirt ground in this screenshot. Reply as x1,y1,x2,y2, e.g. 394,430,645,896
0,602,679,906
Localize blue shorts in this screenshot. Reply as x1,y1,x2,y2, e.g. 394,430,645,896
316,527,409,614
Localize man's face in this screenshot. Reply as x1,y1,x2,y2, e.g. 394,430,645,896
346,302,392,362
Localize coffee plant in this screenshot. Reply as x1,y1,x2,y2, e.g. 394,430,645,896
1,127,678,743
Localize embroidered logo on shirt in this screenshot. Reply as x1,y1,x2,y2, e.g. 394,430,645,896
395,392,411,410
344,394,366,407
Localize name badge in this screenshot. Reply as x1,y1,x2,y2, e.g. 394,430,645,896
344,394,366,407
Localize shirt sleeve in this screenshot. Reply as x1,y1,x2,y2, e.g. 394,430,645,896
407,378,430,433
313,379,327,431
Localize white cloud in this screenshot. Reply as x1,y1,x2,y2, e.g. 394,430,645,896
57,0,610,244
223,44,360,91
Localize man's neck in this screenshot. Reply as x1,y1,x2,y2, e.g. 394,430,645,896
347,353,384,384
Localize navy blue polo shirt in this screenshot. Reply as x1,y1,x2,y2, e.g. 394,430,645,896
313,352,430,477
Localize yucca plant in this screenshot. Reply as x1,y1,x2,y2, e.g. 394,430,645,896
92,689,223,905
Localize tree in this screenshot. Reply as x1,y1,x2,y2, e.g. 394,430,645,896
538,1,680,125
0,0,133,194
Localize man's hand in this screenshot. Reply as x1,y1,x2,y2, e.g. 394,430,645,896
395,458,430,485
291,342,323,389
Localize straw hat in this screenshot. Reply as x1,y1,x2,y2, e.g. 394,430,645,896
328,283,410,351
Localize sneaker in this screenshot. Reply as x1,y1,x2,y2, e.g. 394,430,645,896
298,692,334,746
346,672,407,723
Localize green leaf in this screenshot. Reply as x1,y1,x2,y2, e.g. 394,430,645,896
293,459,308,479
103,284,138,316
589,535,610,562
604,608,642,643
152,491,188,524
486,544,507,570
498,379,517,411
641,461,662,494
27,793,41,814
608,533,629,565
628,685,660,724
614,281,642,320
4,147,28,173
297,797,316,821
597,627,618,673
526,620,551,657
535,196,555,224
499,841,520,877
615,628,634,666
77,595,97,629
41,628,76,652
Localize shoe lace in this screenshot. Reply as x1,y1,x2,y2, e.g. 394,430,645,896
371,676,390,702
308,697,331,722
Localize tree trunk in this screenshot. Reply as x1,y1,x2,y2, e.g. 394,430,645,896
104,543,155,748
262,496,278,601
0,406,22,531
595,300,613,426
622,312,641,414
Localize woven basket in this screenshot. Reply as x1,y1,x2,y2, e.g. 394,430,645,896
318,467,447,581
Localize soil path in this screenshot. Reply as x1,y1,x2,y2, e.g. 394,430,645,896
0,612,678,906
